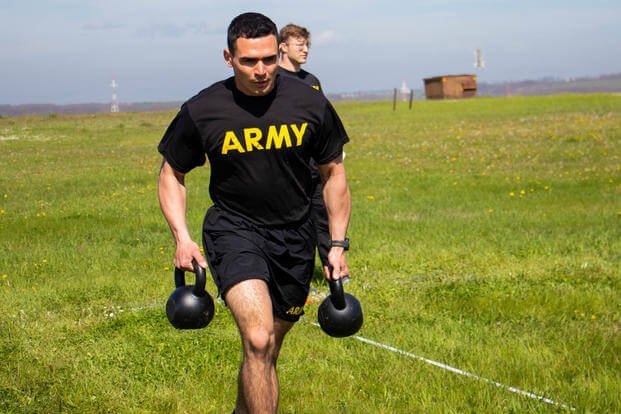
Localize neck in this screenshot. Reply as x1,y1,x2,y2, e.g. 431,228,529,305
232,77,275,98
279,56,301,73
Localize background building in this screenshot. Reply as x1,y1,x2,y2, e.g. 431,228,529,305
423,75,477,99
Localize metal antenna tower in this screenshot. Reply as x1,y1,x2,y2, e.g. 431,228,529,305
474,48,485,69
400,80,410,101
110,78,120,113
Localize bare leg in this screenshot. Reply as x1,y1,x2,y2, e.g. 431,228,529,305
268,317,294,410
225,279,294,414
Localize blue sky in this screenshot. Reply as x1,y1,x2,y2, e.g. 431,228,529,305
1,0,620,104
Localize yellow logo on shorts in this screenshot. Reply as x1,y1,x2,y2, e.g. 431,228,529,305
285,306,304,316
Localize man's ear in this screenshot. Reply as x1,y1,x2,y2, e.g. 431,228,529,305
278,42,286,53
223,48,233,67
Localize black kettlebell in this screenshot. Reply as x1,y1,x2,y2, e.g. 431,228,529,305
318,274,363,338
166,260,215,330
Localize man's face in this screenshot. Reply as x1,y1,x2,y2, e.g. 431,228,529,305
224,35,279,96
280,36,309,65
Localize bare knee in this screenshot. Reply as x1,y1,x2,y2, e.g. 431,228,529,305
243,327,276,361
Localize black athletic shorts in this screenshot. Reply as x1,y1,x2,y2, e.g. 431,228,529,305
202,205,316,322
310,178,330,266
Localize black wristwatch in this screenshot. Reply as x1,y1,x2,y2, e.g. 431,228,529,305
330,237,349,251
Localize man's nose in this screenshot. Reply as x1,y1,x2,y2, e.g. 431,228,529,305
255,61,266,77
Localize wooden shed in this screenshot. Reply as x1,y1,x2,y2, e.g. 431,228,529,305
423,74,477,99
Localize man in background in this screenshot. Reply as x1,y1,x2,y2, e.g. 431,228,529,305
278,24,322,91
278,24,348,278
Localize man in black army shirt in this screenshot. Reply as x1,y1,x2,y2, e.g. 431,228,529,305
157,12,351,414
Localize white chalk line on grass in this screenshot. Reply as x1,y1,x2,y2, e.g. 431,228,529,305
310,322,575,411
107,302,574,410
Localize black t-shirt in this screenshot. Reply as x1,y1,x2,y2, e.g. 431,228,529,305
158,75,348,226
277,67,326,181
277,67,322,93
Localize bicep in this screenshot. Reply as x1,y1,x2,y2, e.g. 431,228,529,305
159,159,186,188
318,153,344,182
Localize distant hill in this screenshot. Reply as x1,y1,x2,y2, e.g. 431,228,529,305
477,73,621,96
2,73,621,115
0,101,182,116
328,73,621,101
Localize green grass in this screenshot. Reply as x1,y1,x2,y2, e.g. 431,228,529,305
1,94,619,412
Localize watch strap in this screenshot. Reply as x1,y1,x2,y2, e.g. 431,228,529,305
330,237,349,250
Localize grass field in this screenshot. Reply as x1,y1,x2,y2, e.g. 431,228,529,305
0,94,619,413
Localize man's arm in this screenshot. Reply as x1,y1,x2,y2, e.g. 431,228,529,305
158,159,207,271
318,154,351,280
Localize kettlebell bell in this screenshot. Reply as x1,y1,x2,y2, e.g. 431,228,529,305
318,273,363,338
166,260,215,330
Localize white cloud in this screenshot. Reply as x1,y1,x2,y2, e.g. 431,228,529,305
135,23,188,38
133,21,224,38
314,29,339,46
82,22,126,31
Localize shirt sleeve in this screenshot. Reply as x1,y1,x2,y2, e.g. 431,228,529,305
313,101,349,165
315,76,323,93
157,104,206,173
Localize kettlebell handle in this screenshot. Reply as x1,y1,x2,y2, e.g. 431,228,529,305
328,279,347,310
174,260,207,295
327,265,347,310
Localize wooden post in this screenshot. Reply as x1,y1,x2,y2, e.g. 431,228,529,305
393,88,397,111
409,89,414,110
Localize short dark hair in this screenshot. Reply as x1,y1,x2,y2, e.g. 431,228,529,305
227,12,278,55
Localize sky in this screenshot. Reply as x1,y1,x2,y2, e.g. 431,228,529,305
1,0,620,104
